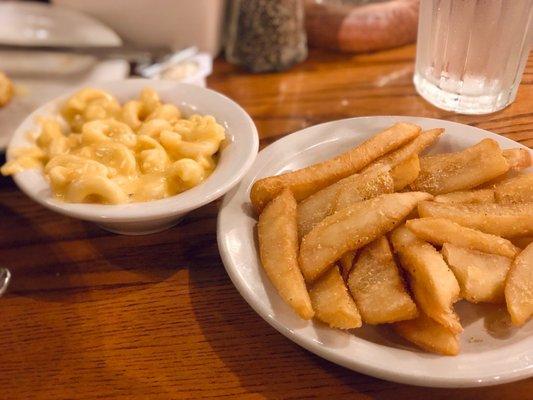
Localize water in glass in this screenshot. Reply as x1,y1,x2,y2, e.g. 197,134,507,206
414,0,532,114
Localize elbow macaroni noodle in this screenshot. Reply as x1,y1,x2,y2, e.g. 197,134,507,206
1,87,226,204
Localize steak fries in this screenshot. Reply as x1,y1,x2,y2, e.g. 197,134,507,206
252,122,532,355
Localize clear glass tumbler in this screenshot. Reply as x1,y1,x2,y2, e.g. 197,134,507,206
414,0,532,115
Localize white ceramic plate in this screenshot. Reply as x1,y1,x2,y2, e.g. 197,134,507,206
0,1,129,150
217,116,533,388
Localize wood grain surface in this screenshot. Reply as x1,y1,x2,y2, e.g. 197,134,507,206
0,46,532,399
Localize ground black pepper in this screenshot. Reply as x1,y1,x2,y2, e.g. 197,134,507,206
226,0,307,72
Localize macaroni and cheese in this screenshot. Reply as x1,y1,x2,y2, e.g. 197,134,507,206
1,87,226,204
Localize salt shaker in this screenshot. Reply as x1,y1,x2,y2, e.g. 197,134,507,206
225,0,308,72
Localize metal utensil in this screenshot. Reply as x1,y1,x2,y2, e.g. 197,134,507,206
135,46,198,78
0,268,11,297
0,43,174,64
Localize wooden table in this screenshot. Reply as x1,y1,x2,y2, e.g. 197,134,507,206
1,46,532,399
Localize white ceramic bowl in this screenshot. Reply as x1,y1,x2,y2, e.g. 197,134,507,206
217,116,533,388
6,79,258,235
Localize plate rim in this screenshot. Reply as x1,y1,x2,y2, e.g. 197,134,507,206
217,115,533,388
0,1,123,46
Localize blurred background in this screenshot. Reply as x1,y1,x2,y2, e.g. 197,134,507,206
0,0,422,148
1,0,531,148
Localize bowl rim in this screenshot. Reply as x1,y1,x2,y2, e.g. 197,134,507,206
7,79,259,222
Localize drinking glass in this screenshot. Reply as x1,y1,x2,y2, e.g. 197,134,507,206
414,0,532,114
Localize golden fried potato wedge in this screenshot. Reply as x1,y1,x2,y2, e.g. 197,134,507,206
481,148,531,188
339,251,356,280
250,123,421,211
406,218,520,258
297,166,394,237
257,189,314,319
299,192,432,282
363,128,443,171
410,139,509,195
494,173,533,204
348,237,418,324
434,189,495,204
418,201,533,238
442,243,512,304
394,312,459,356
334,165,394,211
505,243,533,326
390,155,420,191
511,236,533,249
503,148,531,171
309,265,362,329
391,226,462,333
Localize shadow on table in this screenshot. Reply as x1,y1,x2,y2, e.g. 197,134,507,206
187,261,382,398
0,203,218,398
361,380,527,400
0,201,218,301
188,262,528,399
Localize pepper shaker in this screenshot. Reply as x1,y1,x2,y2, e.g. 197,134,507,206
225,0,308,72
